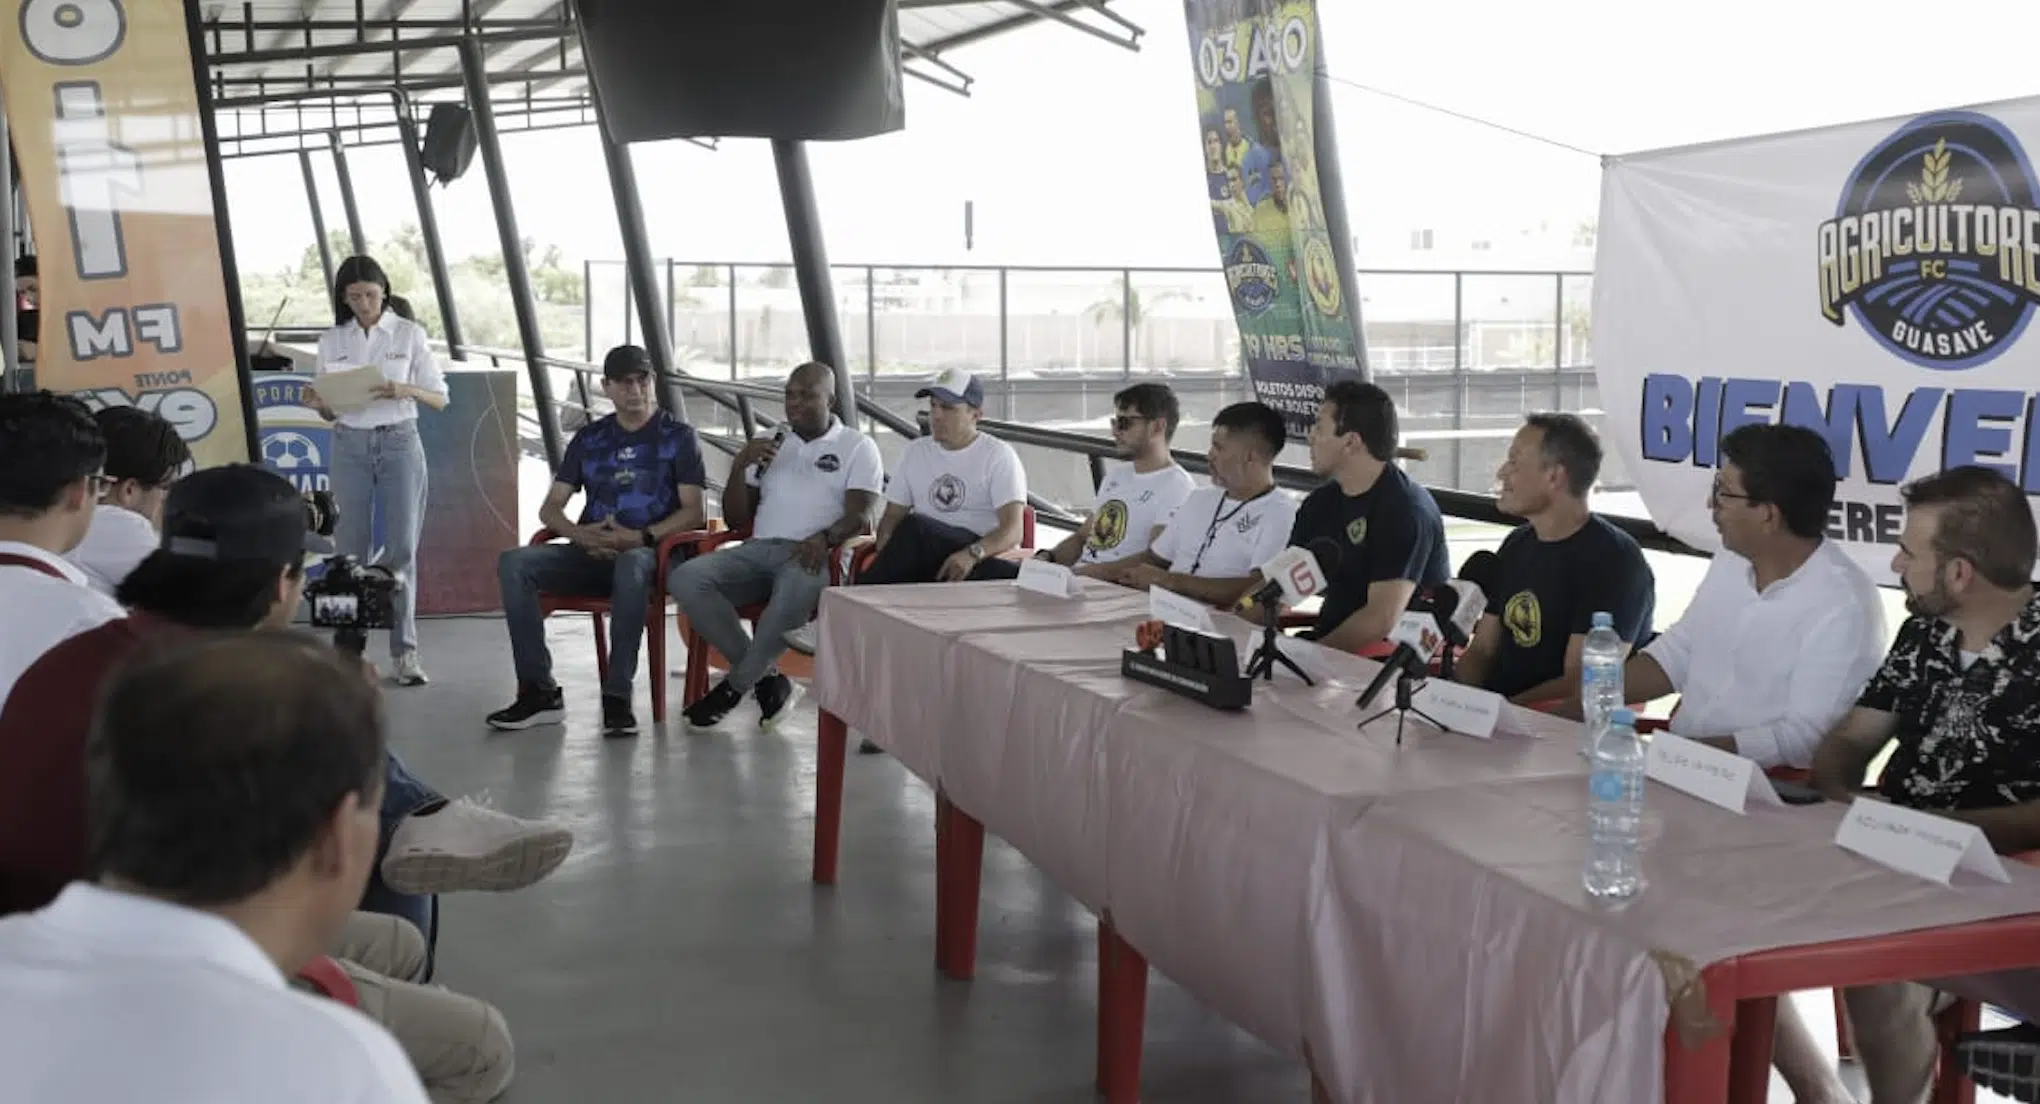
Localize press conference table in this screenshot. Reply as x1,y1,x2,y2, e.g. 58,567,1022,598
808,581,2040,1104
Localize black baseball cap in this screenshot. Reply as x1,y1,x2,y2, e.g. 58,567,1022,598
603,344,654,381
161,464,334,564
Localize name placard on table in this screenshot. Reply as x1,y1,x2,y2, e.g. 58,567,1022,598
1835,797,2010,886
1408,680,1503,739
1645,732,1782,815
1015,558,1081,598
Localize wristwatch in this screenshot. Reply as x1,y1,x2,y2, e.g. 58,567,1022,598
968,541,986,561
1033,549,1056,563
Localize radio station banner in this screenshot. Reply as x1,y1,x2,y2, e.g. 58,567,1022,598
1596,97,2040,583
1182,0,1364,440
0,0,252,466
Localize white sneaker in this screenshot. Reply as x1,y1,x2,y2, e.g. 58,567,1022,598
392,651,429,687
783,621,819,656
380,797,574,895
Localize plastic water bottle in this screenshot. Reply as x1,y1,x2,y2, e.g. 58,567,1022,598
1584,707,1647,901
1580,611,1625,757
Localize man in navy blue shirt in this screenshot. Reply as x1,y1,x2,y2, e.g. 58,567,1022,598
489,346,706,736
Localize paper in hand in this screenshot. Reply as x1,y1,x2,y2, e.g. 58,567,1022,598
313,364,389,414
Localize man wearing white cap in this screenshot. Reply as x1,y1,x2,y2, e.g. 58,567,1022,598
860,368,1029,586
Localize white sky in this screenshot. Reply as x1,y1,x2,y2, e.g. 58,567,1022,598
218,0,2040,276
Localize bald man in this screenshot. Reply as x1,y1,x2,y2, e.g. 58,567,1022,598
671,363,882,730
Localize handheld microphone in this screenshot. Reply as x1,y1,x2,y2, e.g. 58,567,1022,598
753,423,791,479
1240,538,1341,612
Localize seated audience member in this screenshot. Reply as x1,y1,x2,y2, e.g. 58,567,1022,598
1096,400,1296,609
1812,466,2040,1104
0,392,124,703
13,254,36,372
858,368,1027,586
0,632,433,1103
1589,423,1885,770
975,382,1195,583
1277,380,1448,651
489,344,706,737
1454,413,1654,703
671,362,881,730
67,406,192,596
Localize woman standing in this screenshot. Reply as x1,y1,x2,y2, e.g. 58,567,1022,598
304,255,448,685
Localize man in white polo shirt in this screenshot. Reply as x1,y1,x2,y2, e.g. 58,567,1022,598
0,631,429,1103
671,362,882,730
67,406,192,596
973,381,1195,582
0,392,124,704
1096,400,1297,609
860,368,1029,586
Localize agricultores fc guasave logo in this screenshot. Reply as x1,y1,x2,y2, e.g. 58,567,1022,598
1818,110,2040,371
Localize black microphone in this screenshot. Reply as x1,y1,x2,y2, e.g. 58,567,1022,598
755,423,790,476
1242,537,1342,611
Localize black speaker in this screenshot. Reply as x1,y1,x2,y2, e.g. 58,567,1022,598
420,104,477,186
573,0,904,143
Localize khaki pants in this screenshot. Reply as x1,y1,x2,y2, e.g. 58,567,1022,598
1846,969,2040,1104
330,911,516,1104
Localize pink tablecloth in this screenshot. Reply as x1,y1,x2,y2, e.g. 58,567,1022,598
812,582,2040,1104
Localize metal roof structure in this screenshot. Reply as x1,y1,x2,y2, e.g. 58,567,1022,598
199,0,1142,158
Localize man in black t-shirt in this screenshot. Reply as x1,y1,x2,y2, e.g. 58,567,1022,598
1277,380,1448,652
1455,414,1654,703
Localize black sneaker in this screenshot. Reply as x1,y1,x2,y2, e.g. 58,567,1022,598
487,685,565,730
684,680,743,730
754,672,802,730
601,695,638,738
858,737,885,755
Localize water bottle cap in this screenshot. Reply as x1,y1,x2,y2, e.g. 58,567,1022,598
1610,707,1636,727
1592,611,1614,628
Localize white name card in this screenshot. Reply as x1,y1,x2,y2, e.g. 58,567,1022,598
1645,732,1781,815
1410,680,1503,739
1834,797,2010,886
1149,585,1217,633
1015,557,1079,598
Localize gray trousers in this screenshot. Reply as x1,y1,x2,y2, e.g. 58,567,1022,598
332,421,429,657
668,538,827,694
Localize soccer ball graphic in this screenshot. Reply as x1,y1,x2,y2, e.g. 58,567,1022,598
263,432,322,471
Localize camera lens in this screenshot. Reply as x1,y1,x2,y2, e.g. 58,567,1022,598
300,489,338,537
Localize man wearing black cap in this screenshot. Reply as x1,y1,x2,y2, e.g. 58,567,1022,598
858,367,1028,586
0,464,547,1100
490,344,706,736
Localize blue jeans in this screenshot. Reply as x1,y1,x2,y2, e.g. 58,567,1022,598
332,421,429,657
498,542,659,701
361,751,443,972
668,538,827,694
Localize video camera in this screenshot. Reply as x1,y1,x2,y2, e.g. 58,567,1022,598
298,490,399,655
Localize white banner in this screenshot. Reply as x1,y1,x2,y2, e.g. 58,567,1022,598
1596,98,2040,583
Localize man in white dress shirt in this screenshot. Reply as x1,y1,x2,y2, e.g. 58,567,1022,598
671,362,882,730
1097,400,1297,609
0,392,124,704
66,406,192,596
0,631,432,1103
1567,422,1882,1104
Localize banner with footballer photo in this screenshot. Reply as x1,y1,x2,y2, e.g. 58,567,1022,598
1182,0,1365,440
1596,97,2040,583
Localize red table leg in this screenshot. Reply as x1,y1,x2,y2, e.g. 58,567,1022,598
935,798,985,981
1726,997,1777,1104
1663,966,1736,1104
1097,920,1149,1104
813,710,848,885
1931,999,1981,1104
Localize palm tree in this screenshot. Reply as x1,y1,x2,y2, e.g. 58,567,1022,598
1085,286,1191,368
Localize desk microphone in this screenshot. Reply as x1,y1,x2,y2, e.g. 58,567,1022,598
1356,556,1494,706
1240,538,1341,613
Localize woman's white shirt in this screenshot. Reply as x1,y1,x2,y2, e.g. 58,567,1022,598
314,312,446,429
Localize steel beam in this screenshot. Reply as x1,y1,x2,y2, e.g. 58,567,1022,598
328,132,367,256
206,25,566,67
772,141,854,418
0,83,15,391
299,150,337,290
460,34,562,465
593,91,686,419
186,0,264,463
394,109,466,360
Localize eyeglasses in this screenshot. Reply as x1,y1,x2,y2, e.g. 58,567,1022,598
1709,479,1752,504
86,473,114,495
1111,415,1150,431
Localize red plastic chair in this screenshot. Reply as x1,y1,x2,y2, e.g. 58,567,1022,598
672,525,867,708
295,955,360,1007
527,525,706,724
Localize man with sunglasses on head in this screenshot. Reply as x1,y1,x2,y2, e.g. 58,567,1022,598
974,382,1195,582
0,392,125,705
67,406,193,597
1096,400,1297,609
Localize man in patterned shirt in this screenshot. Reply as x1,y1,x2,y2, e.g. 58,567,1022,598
1812,465,2040,1103
489,345,706,737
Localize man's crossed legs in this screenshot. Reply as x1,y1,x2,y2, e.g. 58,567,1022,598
328,911,514,1104
670,538,825,730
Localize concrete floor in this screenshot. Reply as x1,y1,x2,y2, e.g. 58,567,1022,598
374,615,2010,1104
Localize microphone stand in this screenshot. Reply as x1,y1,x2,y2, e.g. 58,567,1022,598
1356,663,1448,746
1243,599,1313,685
